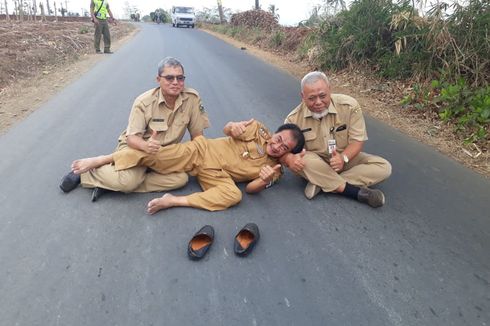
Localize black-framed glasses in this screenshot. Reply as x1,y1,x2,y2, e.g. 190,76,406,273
160,75,186,82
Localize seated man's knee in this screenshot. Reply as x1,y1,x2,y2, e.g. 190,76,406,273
116,173,143,192
381,158,392,179
173,173,189,189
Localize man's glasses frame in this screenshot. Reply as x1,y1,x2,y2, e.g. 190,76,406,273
160,75,186,82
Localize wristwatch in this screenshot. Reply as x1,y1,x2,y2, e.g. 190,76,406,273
342,154,349,164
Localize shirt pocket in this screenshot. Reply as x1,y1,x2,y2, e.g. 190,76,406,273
334,129,348,151
175,115,190,126
304,131,321,151
244,142,266,160
148,120,168,132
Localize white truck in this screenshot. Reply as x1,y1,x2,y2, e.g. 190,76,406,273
171,6,196,28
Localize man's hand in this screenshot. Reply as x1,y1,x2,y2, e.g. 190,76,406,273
329,149,344,172
227,118,254,137
259,164,281,183
283,149,306,174
145,130,160,155
92,18,99,25
109,17,117,25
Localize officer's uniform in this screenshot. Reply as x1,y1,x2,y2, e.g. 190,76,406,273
112,121,280,211
285,94,391,192
92,0,111,52
81,87,209,192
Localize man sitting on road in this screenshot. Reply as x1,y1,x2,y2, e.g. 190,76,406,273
282,71,392,207
65,119,305,213
60,57,209,201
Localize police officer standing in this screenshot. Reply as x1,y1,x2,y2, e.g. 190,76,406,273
60,57,210,201
282,71,392,208
90,0,116,54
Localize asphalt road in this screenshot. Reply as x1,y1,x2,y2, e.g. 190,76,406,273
0,23,489,326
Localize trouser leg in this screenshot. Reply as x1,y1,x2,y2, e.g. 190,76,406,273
81,164,146,192
132,171,189,193
300,152,391,193
300,151,345,193
186,169,242,211
101,20,111,51
94,22,102,51
340,152,392,187
113,136,207,173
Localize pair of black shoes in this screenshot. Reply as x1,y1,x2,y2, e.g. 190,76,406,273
59,171,110,202
187,223,260,260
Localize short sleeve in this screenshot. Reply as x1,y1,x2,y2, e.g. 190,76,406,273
348,103,368,142
234,120,261,141
126,99,148,136
187,95,210,136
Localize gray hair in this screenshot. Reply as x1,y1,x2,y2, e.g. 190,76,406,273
157,57,184,76
300,71,330,91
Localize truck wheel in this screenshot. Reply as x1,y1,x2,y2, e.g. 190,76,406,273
192,24,195,28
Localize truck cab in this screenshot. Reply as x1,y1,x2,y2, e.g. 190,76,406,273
171,6,195,28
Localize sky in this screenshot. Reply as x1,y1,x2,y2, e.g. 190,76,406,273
4,0,324,26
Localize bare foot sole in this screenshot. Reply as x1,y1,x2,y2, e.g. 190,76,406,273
71,156,107,174
147,193,175,215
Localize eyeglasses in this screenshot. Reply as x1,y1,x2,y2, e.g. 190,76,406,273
160,75,186,82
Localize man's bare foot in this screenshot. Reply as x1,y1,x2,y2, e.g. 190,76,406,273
147,193,176,215
71,155,111,174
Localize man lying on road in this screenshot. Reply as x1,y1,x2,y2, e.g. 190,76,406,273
62,119,305,214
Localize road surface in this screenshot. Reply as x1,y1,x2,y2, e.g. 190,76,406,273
0,23,489,326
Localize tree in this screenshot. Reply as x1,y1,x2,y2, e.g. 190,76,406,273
268,4,279,19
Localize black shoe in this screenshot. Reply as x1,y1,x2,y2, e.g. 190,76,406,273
104,50,113,54
187,225,214,260
234,223,260,257
95,50,102,54
59,171,81,193
357,188,385,208
91,187,110,202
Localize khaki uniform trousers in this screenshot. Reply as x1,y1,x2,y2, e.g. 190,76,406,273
94,18,111,51
113,136,243,211
300,151,392,193
80,165,188,193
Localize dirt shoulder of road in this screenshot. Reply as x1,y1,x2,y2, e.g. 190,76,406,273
0,20,137,133
201,29,489,178
0,21,487,177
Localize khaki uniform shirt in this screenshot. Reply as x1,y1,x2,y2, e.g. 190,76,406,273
116,87,209,150
285,94,367,159
204,121,281,182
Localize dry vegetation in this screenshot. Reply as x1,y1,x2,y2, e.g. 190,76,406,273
0,19,135,131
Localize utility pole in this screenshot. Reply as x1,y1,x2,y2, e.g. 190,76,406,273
255,0,260,10
217,0,224,24
4,0,10,21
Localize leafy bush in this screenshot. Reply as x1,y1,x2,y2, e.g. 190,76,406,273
270,30,284,47
402,78,489,143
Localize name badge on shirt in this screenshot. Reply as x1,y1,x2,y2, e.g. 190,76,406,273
328,139,336,154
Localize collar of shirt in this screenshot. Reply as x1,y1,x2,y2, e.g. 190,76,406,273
157,88,186,111
301,100,338,119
